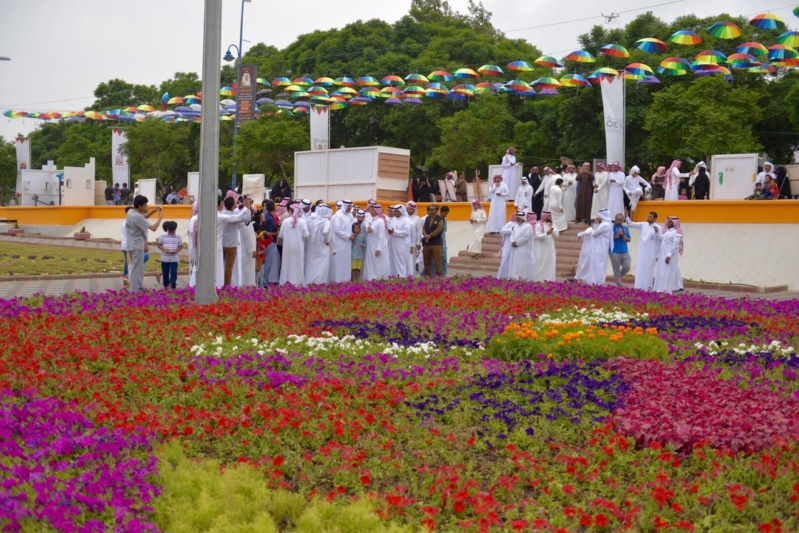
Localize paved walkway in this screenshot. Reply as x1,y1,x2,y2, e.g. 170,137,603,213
0,235,189,256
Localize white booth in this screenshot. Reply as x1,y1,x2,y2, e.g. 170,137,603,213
62,158,97,206
709,153,759,200
19,161,60,206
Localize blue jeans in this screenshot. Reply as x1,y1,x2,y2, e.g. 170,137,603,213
123,251,148,277
161,261,178,288
263,242,277,285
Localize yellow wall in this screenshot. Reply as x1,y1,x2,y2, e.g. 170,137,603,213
0,205,194,225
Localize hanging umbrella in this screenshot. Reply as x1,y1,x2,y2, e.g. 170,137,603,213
566,50,596,62
535,55,563,68
334,76,356,87
694,65,731,76
220,86,236,96
707,21,742,39
623,71,647,81
515,89,537,97
475,81,497,91
189,104,202,112
453,83,476,93
348,97,370,105
174,106,192,113
768,44,798,60
359,87,380,98
272,77,292,86
330,102,348,110
379,87,402,97
291,91,310,99
446,91,467,101
695,50,727,64
795,6,799,17
538,88,559,96
532,76,562,89
736,42,768,56
600,44,630,58
404,73,429,83
454,68,479,79
727,52,759,64
384,97,403,106
670,30,702,45
314,77,335,86
425,82,448,93
425,89,445,98
749,64,776,74
333,87,358,96
660,57,691,70
403,85,426,96
137,104,155,112
749,13,786,30
292,77,313,86
292,107,309,114
310,96,330,104
656,66,688,76
356,76,379,86
293,101,311,108
381,75,405,86
592,67,620,77
256,78,270,86
2,110,24,118
184,95,201,104
559,73,589,87
255,98,274,105
506,60,533,71
428,70,454,81
284,84,304,92
167,96,184,105
219,98,236,106
308,86,329,96
504,79,531,91
778,31,799,48
404,97,423,105
275,100,293,108
477,64,504,75
625,62,654,75
637,75,660,84
329,95,347,103
256,88,272,96
634,38,667,53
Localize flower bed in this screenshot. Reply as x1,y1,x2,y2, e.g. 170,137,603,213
1,278,798,531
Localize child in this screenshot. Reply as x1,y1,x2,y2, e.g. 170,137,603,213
156,221,182,289
351,222,366,282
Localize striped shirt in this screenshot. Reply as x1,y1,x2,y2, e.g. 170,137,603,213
158,233,183,263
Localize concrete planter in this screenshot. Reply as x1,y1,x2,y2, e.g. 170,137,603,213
73,232,92,241
7,228,25,236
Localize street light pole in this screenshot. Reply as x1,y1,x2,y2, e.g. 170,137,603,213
229,0,250,191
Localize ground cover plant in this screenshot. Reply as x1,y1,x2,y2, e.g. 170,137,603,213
1,277,798,531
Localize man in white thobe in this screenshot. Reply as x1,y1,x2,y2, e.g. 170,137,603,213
406,202,421,275
238,215,257,287
496,216,515,280
533,211,559,282
654,216,684,293
305,204,332,284
514,176,533,214
486,175,509,233
756,161,776,186
508,211,535,281
627,210,661,290
549,178,568,232
535,167,556,212
387,205,411,277
328,200,354,282
278,206,309,286
624,166,651,216
362,204,390,281
591,163,609,219
501,147,522,201
561,165,578,222
664,161,691,201
586,209,612,286
575,220,594,282
606,162,626,219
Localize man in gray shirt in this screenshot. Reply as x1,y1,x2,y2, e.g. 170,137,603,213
126,195,163,292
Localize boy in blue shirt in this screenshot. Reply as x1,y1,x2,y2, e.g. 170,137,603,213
610,212,631,287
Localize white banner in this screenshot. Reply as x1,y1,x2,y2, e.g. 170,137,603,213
310,106,330,151
600,77,625,168
14,136,31,197
111,128,130,186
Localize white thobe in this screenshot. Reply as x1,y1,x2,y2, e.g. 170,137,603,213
627,218,661,290
533,222,559,282
415,215,426,271
575,227,593,281
562,173,577,221
278,218,309,286
328,211,353,283
536,175,554,211
654,229,682,293
756,171,775,186
549,185,568,232
486,182,509,233
363,217,390,281
502,154,519,200
514,183,533,213
238,224,257,287
624,176,651,213
665,168,688,201
586,221,611,285
305,217,331,285
387,216,411,277
591,171,609,219
408,213,420,274
467,209,487,253
216,209,251,288
187,215,198,287
496,222,515,279
606,172,626,218
508,223,535,281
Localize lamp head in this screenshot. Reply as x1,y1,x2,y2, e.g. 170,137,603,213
223,50,235,62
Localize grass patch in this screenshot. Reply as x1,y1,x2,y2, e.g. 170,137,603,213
0,241,188,276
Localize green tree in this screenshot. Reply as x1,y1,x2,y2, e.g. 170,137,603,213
159,72,202,99
91,78,159,110
0,137,17,205
124,120,192,189
237,115,310,183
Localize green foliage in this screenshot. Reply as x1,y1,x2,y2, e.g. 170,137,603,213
124,120,193,187
91,78,159,110
0,137,16,204
237,115,310,183
159,72,202,100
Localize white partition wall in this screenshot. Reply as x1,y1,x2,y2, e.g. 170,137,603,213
242,174,266,203
63,158,96,206
710,154,759,200
137,179,158,204
20,161,60,206
187,172,200,199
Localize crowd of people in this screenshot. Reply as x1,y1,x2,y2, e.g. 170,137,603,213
746,162,793,200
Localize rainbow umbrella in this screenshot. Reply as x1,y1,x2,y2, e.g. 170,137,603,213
656,66,688,76
425,89,445,98
359,87,380,98
124,106,139,113
379,87,402,97
446,91,468,101
428,70,454,81
334,76,356,87
778,31,799,47
402,85,426,96
404,73,429,84
506,60,533,71
600,44,630,58
774,57,799,67
768,44,798,60
532,76,562,89
695,50,727,64
308,86,329,96
749,64,776,74
625,62,654,75
535,55,563,68
220,115,234,121
694,65,731,76
516,89,537,97
727,52,758,64
331,89,353,99
330,102,348,110
284,85,304,93
137,105,155,112
314,77,335,86
384,97,403,106
381,75,405,86
593,67,620,77
707,21,742,39
220,86,236,96
85,111,105,121
404,97,423,105
272,77,291,86
454,68,479,79
184,95,201,104
477,64,504,75
309,96,331,104
2,110,24,118
291,91,310,99
292,77,313,86
293,101,311,109
167,96,183,105
623,71,646,81
425,82,448,94
750,13,786,30
475,81,496,90
348,97,370,106
634,38,667,53
256,78,270,86
453,83,476,94
329,95,347,102
559,73,589,87
736,42,768,56
292,107,309,114
638,75,660,84
474,85,494,95
538,88,559,96
356,76,379,86
566,50,596,62
504,79,531,91
660,57,691,70
670,30,702,45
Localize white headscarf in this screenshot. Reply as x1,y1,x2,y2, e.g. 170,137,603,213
629,165,640,176
397,205,409,218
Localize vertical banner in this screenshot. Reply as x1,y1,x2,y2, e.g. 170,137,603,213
600,77,625,168
14,136,31,198
310,106,330,151
237,65,257,124
111,129,130,186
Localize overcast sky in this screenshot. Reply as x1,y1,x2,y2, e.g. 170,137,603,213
0,0,795,154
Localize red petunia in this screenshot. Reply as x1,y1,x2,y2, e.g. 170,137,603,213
595,513,609,527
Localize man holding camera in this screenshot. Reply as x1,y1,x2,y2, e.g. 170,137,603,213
126,195,163,292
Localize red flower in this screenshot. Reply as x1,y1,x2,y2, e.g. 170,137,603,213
453,501,466,514
563,484,574,495
580,514,593,527
595,514,609,527
360,475,371,486
182,426,193,436
421,517,435,531
272,455,284,467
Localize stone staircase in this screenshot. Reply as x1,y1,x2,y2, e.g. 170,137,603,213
448,222,585,278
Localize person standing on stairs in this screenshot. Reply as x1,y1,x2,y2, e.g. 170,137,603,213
533,211,558,282
467,199,487,259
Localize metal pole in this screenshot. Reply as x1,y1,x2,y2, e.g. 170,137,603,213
230,0,246,190
196,0,223,305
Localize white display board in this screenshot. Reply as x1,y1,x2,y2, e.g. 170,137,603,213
137,179,158,204
488,164,523,200
242,174,266,203
187,172,200,199
709,154,759,200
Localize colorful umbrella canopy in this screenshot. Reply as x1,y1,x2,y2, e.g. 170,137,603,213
768,44,798,60
329,102,348,110
660,57,691,69
379,87,402,97
272,77,291,86
404,97,423,105
516,89,537,97
454,68,479,79
535,55,563,68
538,88,559,96
504,79,531,91
635,38,667,53
137,104,155,112
559,73,589,87
623,71,647,81
592,67,620,77
532,77,562,88
727,52,759,63
255,98,274,105
220,86,236,96
506,60,533,71
293,101,311,109
670,30,703,45
477,64,504,75
778,31,799,48
381,75,405,86
359,87,380,97
694,65,731,76
308,86,329,96
309,96,330,104
348,97,370,105
638,75,660,84
356,76,379,86
600,44,630,58
404,73,429,84
736,42,768,56
656,66,688,76
284,85,304,93
566,50,596,62
402,85,426,96
425,82,448,94
292,77,313,86
446,91,468,101
256,88,272,96
750,13,786,30
256,78,270,86
749,64,776,74
314,77,335,86
707,21,742,39
167,96,183,105
795,6,799,17
453,83,476,94
184,95,201,104
384,97,403,106
428,70,454,81
625,62,654,75
695,50,727,64
334,76,356,87
425,90,445,98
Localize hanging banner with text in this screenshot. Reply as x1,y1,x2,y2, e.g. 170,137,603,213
600,76,625,168
237,65,257,124
310,106,330,151
111,129,130,186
